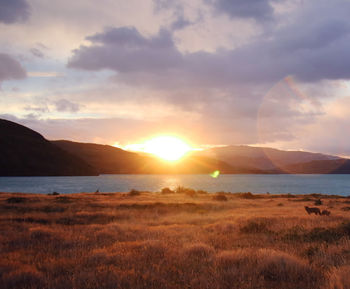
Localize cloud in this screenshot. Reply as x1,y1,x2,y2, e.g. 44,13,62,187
69,27,182,73
0,53,26,82
153,0,194,31
54,99,81,112
3,0,350,155
24,105,50,113
28,71,63,77
0,0,30,24
207,0,274,22
30,48,45,58
65,0,350,149
69,1,350,90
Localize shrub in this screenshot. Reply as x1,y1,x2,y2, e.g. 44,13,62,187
161,187,174,194
30,229,55,242
212,194,228,201
241,192,254,199
2,266,44,289
235,192,262,199
197,190,208,194
128,189,141,196
216,249,322,289
305,227,343,243
314,199,323,206
6,197,26,204
55,196,73,203
297,223,350,243
175,186,196,197
47,192,60,196
257,249,321,288
240,219,272,234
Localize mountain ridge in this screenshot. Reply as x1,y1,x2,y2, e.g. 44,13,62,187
196,145,341,171
0,119,98,176
1,118,348,176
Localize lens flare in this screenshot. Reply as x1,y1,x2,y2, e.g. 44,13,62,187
210,170,220,178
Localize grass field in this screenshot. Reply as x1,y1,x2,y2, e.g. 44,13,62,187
0,189,350,289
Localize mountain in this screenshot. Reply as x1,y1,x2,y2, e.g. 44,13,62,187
52,140,146,174
285,159,350,174
196,145,341,172
0,119,98,176
52,140,263,174
2,118,348,176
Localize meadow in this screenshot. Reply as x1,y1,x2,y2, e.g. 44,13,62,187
0,188,349,289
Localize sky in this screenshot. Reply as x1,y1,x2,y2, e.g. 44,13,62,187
1,0,350,156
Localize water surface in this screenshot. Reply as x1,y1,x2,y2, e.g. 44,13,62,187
1,174,350,196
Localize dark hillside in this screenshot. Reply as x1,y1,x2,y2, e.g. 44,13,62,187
0,119,97,176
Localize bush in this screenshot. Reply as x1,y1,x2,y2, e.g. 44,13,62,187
197,190,208,194
257,249,321,288
212,194,228,201
161,187,174,194
215,249,322,289
55,196,73,203
47,192,60,196
2,266,44,289
240,219,272,234
175,186,196,197
128,189,141,196
314,199,323,206
6,197,26,204
236,192,261,199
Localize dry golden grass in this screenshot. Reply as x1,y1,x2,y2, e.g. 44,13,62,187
0,190,349,289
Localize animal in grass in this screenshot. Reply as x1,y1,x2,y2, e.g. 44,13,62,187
304,206,321,215
321,209,331,216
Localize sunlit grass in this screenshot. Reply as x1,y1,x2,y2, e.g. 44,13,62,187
0,190,349,288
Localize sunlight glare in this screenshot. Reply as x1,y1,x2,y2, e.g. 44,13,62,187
143,136,191,161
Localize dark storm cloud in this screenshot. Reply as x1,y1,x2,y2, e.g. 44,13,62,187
0,0,30,24
207,0,274,22
0,53,26,82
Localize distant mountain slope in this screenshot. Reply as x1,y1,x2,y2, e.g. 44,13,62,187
0,119,98,176
285,159,350,174
2,118,348,176
197,145,340,171
52,140,263,174
52,140,148,174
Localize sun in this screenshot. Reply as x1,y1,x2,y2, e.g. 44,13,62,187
142,136,192,161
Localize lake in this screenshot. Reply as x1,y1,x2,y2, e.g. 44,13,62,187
1,174,350,196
